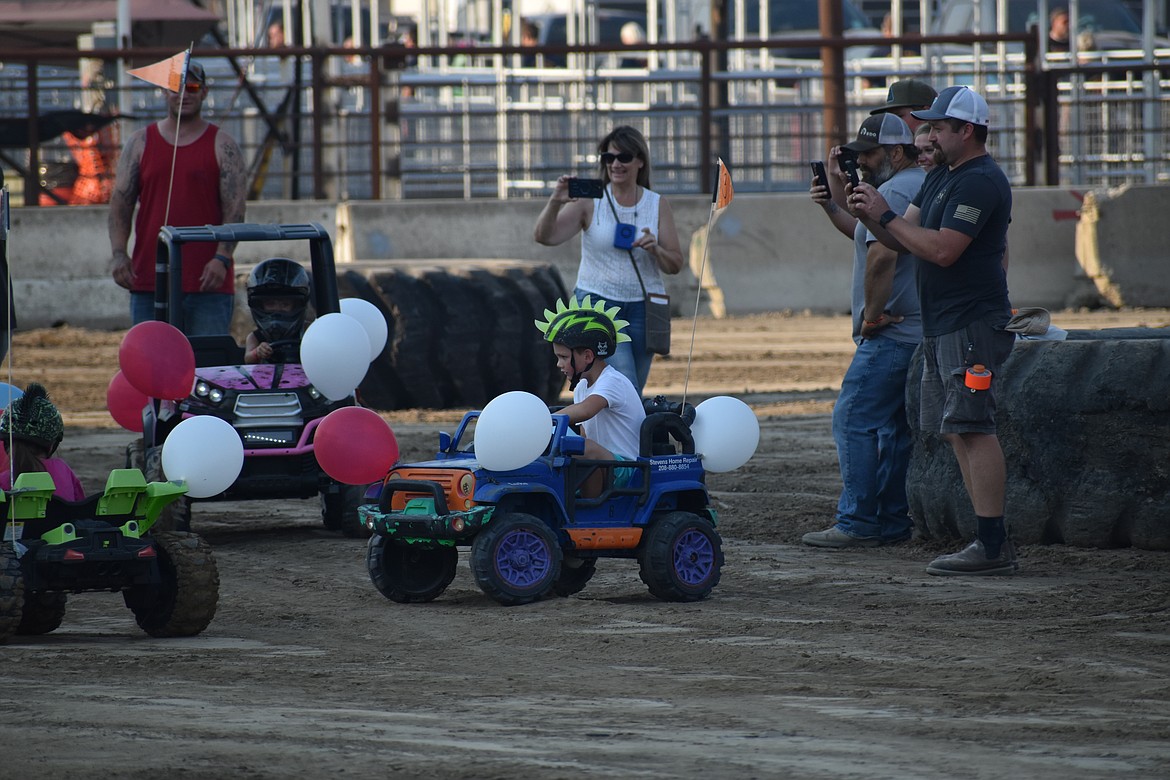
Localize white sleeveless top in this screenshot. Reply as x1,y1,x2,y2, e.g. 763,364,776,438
576,184,666,302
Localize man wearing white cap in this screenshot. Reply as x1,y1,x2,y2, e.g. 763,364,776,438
848,85,1016,576
803,113,924,549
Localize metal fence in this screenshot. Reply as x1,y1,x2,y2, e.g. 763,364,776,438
2,33,1168,207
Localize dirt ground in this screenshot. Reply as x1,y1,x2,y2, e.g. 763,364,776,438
2,310,1169,779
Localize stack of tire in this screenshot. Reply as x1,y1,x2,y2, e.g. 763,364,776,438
338,260,568,410
906,329,1170,550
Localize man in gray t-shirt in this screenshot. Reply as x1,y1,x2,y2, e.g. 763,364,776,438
804,113,924,549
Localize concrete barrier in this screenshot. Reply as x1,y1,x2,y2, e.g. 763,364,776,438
1076,184,1170,308
4,185,1148,329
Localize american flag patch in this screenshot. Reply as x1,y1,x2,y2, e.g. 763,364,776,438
953,204,982,224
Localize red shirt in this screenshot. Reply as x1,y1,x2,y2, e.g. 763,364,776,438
131,123,232,295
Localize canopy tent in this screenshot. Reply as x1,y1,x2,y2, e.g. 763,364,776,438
0,0,220,50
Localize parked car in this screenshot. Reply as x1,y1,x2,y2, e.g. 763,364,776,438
728,0,883,60
930,0,1168,52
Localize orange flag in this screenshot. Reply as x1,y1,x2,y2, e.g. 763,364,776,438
712,157,734,224
127,49,191,92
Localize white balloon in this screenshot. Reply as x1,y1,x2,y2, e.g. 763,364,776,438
301,313,371,401
474,391,552,471
340,297,389,362
161,415,244,498
692,396,760,473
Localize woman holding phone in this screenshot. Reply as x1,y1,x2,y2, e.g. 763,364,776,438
533,126,683,394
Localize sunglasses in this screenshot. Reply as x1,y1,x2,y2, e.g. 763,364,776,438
600,151,636,165
176,80,203,94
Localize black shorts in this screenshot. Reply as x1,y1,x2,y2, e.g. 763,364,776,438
920,314,1016,435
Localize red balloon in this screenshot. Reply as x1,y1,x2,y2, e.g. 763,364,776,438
107,370,149,433
314,406,399,485
118,321,196,401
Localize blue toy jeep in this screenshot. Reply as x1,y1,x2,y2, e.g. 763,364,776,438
358,397,722,606
0,470,218,642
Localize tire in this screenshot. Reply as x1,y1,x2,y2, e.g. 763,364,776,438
906,336,1170,549
124,532,219,638
17,591,67,635
345,262,567,410
0,544,25,643
366,537,458,603
321,482,370,538
126,439,144,470
638,511,723,602
470,512,562,606
552,556,596,597
144,445,191,534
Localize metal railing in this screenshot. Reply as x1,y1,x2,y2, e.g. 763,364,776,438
1,32,1167,207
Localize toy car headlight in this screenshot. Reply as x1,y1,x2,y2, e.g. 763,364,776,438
208,388,224,403
307,386,322,400
195,381,210,397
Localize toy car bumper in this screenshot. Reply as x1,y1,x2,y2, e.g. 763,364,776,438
359,479,493,541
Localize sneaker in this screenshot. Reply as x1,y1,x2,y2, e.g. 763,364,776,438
802,525,883,549
926,540,1018,577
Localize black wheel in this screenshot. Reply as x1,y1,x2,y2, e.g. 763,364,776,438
0,544,25,643
144,445,192,533
126,439,145,470
17,591,67,635
470,512,562,606
366,537,458,603
552,556,597,597
321,482,371,538
124,532,219,638
638,512,723,602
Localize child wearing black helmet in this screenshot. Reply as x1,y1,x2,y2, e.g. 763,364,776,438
536,296,646,497
0,382,84,500
244,257,311,364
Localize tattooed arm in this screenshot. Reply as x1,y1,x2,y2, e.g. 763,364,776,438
108,129,146,290
199,126,248,292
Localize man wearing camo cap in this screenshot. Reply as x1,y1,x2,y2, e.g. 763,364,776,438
870,78,937,132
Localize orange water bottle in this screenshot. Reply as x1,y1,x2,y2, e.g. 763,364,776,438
965,364,992,392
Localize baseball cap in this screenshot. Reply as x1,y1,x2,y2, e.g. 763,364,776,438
186,60,206,85
842,113,914,152
870,79,937,115
911,85,990,127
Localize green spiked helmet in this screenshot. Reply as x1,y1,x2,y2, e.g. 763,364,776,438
0,382,64,454
535,295,631,358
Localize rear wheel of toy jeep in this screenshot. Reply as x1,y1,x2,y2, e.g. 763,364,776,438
0,544,25,643
639,512,723,602
124,532,219,637
143,445,192,533
321,482,370,538
552,556,597,597
17,591,67,635
470,513,562,606
367,537,458,603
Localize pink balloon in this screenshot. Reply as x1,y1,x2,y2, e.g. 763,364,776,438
118,321,196,401
314,406,399,485
107,370,149,433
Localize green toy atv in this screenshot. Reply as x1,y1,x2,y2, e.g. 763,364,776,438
0,469,219,642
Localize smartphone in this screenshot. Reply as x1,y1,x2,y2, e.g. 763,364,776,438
810,161,828,189
567,177,604,199
841,157,861,188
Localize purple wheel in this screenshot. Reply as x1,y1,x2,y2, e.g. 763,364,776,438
471,512,562,606
639,511,723,602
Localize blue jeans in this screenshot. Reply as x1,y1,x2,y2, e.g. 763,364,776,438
831,336,917,541
574,287,651,395
131,292,234,336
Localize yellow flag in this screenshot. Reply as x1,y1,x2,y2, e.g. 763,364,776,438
712,157,734,222
126,49,191,92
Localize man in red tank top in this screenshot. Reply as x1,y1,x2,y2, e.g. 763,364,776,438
107,60,246,335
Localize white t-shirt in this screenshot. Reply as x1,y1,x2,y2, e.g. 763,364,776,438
572,364,645,459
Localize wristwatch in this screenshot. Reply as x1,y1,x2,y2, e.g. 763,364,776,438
879,210,898,228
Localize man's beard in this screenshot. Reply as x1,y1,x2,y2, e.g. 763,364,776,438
867,153,896,188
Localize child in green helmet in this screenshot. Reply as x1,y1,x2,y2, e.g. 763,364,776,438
536,296,646,497
0,382,84,500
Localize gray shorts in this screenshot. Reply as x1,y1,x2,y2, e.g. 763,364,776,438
920,315,1016,435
